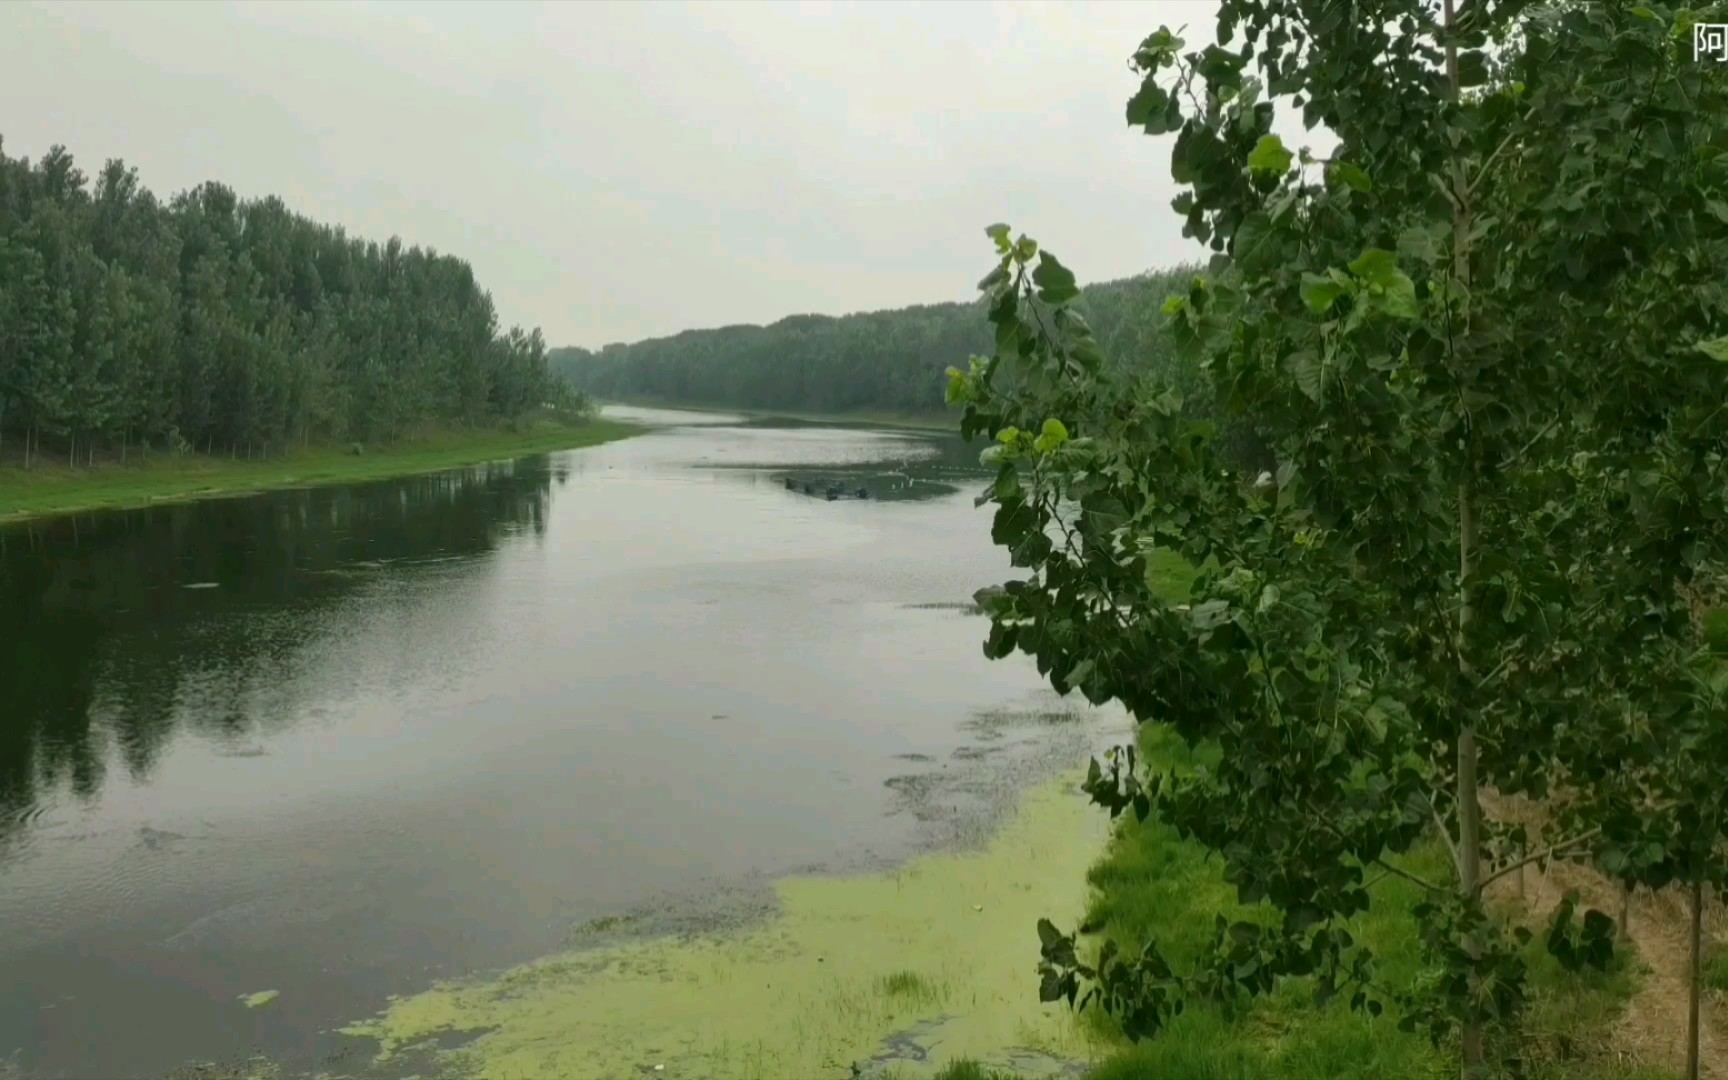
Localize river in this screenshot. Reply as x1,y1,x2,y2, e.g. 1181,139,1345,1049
0,406,1123,1079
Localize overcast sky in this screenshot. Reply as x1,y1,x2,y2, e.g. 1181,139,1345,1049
1,1,1330,349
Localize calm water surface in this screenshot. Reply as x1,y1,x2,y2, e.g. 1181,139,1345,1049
0,406,1116,1078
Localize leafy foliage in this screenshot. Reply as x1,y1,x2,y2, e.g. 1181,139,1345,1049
550,269,1204,420
949,1,1728,1075
0,139,572,467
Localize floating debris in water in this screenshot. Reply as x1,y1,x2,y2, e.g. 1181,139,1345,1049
183,582,220,590
239,990,279,1008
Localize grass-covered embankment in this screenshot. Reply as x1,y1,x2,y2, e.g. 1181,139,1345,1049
1006,550,1665,1080
1071,725,1656,1080
0,417,643,523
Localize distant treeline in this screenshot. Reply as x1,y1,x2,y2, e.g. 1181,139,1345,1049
0,138,575,467
550,267,1206,418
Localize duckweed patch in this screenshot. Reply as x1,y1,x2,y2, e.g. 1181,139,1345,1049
340,774,1112,1079
566,913,645,941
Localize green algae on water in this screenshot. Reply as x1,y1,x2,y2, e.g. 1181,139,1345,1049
239,990,279,1009
341,773,1112,1079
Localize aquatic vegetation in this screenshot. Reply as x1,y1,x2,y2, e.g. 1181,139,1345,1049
341,774,1112,1079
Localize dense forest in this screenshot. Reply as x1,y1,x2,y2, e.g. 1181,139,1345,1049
549,267,1202,417
0,137,572,467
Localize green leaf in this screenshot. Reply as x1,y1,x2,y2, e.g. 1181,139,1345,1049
1066,658,1095,687
1300,272,1349,314
1126,80,1171,131
1247,134,1293,176
986,223,1012,253
1033,252,1082,305
1396,223,1444,265
1037,918,1064,950
1347,249,1418,320
1033,417,1070,454
1347,249,1400,287
1374,272,1420,320
1288,349,1324,402
1190,599,1233,630
1329,161,1372,192
1695,337,1728,362
1457,51,1488,88
1232,211,1280,275
1161,294,1186,316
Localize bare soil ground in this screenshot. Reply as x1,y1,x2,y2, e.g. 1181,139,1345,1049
1482,789,1726,1078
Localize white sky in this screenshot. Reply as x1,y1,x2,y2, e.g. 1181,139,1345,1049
0,1,1333,348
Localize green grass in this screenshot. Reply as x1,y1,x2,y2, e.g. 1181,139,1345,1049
926,1062,1022,1080
1074,726,1452,1080
876,970,946,1007
1706,938,1728,993
1046,722,1663,1080
0,417,643,522
1024,550,1658,1080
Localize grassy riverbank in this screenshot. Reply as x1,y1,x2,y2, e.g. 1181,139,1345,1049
0,418,643,523
961,554,1668,1080
1069,726,1658,1080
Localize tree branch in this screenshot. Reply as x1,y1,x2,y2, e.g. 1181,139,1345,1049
1479,827,1603,891
1467,124,1525,201
1428,793,1463,876
1373,856,1444,894
1494,413,1559,473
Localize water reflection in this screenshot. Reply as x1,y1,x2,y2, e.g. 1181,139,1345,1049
696,417,984,503
0,460,555,850
0,411,1064,1079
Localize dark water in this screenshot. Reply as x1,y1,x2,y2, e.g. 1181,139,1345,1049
0,406,1114,1078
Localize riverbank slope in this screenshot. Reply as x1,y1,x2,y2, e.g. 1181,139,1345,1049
0,418,644,523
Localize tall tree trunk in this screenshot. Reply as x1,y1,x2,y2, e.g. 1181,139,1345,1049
1438,29,1480,1071
1688,879,1703,1080
1458,483,1484,1078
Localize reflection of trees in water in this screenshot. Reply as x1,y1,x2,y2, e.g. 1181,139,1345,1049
0,458,556,848
722,429,989,503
